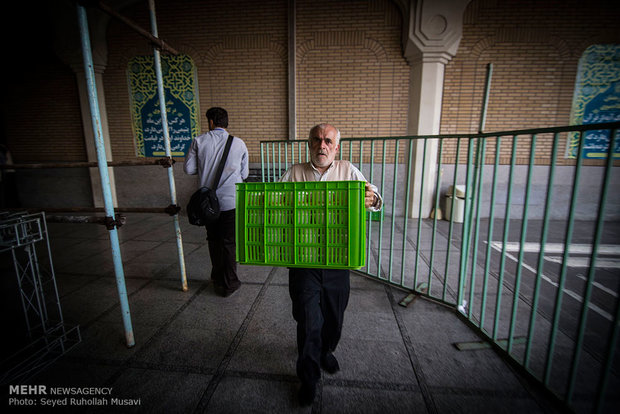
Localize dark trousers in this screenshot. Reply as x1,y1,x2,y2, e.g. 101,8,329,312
205,209,240,293
288,268,350,386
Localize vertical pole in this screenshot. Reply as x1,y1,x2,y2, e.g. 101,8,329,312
284,141,289,172
468,138,486,321
428,139,443,293
278,143,282,180
595,287,620,413
266,144,271,182
11,248,33,335
400,139,414,287
460,63,492,312
525,133,559,367
348,140,353,163
569,129,616,405
480,137,501,332
377,140,387,279
367,140,376,276
359,141,364,173
544,131,585,387
414,139,427,288
388,140,400,284
42,212,68,334
291,142,295,172
493,135,518,341
443,138,461,304
305,141,309,163
457,138,475,313
507,134,536,353
272,143,277,181
467,63,493,313
148,0,188,291
28,242,50,330
260,142,265,182
76,4,134,347
479,63,493,134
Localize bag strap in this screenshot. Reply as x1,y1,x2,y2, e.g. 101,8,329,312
212,134,234,189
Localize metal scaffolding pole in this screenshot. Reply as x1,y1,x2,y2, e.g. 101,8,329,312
96,0,178,55
148,0,188,292
76,3,135,347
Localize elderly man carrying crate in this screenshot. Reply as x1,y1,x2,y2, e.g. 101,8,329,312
279,123,383,406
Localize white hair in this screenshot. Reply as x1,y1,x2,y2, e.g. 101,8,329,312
309,123,340,145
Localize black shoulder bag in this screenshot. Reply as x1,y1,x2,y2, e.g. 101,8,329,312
187,135,234,226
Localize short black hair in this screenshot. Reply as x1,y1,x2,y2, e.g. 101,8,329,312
206,107,228,128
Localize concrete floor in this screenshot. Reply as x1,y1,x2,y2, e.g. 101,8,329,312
1,212,609,413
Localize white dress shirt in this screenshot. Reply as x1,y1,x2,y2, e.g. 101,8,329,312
184,128,249,211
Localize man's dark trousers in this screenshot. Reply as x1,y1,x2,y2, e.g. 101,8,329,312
205,209,240,294
288,267,350,386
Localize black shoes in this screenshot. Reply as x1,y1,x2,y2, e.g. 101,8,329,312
298,382,316,406
297,354,338,406
321,353,340,374
222,286,239,297
213,282,240,297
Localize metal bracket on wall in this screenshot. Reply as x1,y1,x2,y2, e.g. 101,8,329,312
165,204,181,216
104,215,126,230
158,157,175,168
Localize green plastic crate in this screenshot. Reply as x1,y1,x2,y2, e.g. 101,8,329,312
236,181,366,269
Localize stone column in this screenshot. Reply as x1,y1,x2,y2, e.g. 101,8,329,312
402,0,470,217
73,66,118,208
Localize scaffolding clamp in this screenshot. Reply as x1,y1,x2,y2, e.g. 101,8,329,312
103,215,126,230
165,204,181,216
157,157,175,168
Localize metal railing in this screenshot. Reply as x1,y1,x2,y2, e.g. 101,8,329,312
0,211,81,385
261,122,620,413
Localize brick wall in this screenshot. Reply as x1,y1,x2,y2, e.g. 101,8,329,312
441,0,620,165
296,0,409,140
4,61,85,162
102,0,408,164
2,1,85,165
4,0,619,168
105,0,288,163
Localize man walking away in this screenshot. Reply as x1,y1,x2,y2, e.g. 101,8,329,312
184,107,249,297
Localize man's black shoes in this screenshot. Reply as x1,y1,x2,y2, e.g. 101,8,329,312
213,282,240,298
321,353,340,374
297,354,338,406
298,382,316,406
221,286,239,298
